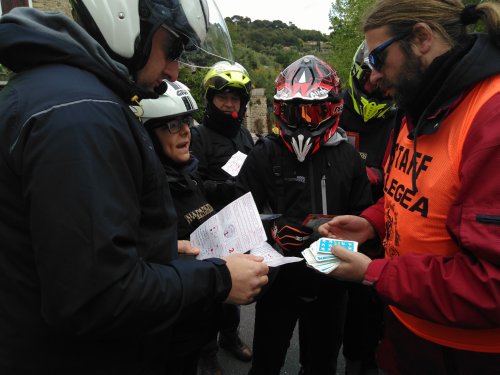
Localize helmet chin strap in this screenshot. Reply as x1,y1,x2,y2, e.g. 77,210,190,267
154,81,168,95
291,133,313,162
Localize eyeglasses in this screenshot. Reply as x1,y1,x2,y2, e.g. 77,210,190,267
368,32,411,71
277,101,343,129
161,24,185,61
158,115,194,134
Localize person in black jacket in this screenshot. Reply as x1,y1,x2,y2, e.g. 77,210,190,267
0,2,268,374
135,80,222,375
190,60,255,212
236,55,373,375
190,61,255,374
338,41,397,375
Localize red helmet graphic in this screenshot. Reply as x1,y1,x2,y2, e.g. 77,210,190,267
274,55,343,161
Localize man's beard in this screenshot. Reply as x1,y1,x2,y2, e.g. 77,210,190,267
380,50,426,112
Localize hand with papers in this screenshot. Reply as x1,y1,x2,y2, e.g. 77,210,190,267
223,253,269,305
191,192,302,267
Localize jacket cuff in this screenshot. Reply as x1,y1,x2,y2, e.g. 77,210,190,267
204,258,232,302
362,258,389,286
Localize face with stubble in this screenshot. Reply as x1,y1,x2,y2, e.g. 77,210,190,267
366,27,427,111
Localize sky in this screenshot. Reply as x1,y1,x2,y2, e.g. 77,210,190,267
213,0,333,35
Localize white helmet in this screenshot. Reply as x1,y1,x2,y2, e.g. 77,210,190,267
131,80,198,127
71,0,233,72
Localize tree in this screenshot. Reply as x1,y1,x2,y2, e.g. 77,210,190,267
328,0,375,83
178,67,206,123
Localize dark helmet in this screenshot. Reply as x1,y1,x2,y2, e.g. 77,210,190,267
274,55,343,162
202,61,252,127
70,0,231,73
348,41,396,122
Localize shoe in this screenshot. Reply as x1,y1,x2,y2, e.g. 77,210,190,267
198,353,223,375
219,335,252,362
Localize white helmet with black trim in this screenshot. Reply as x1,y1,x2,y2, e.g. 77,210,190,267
70,0,233,73
131,80,198,128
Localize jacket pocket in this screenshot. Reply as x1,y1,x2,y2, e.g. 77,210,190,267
476,214,500,225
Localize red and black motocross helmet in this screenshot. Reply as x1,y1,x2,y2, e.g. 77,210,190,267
274,55,343,162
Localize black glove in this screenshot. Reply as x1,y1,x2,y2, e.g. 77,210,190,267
271,217,314,254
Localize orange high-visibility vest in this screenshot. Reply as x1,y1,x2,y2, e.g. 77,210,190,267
383,75,500,352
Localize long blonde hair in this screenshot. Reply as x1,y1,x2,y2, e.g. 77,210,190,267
363,0,500,47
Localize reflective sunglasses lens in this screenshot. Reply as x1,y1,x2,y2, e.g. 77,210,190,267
368,53,381,71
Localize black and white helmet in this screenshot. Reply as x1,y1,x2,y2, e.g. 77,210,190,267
71,0,233,72
131,80,198,128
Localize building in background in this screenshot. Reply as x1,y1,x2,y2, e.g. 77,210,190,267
245,88,270,136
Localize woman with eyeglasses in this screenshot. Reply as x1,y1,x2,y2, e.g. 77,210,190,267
132,80,221,375
137,81,216,248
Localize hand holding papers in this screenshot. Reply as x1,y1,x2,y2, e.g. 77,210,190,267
191,192,302,266
302,238,358,274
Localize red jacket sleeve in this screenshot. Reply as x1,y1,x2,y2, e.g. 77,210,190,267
364,94,500,329
361,196,385,240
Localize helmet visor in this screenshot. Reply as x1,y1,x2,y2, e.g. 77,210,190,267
277,101,341,129
179,0,234,69
354,61,372,92
207,76,252,96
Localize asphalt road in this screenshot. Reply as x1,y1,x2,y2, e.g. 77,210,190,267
216,303,346,375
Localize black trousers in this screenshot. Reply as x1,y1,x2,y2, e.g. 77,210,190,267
248,262,347,375
342,283,384,364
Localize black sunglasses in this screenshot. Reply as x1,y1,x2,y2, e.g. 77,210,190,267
368,32,412,71
158,115,194,134
161,24,185,61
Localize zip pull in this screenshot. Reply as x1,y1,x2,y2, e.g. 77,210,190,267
321,174,327,215
130,95,144,121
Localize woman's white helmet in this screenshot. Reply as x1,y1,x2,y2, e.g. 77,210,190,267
71,0,233,72
131,80,198,127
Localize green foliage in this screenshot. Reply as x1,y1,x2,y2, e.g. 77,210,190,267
180,4,387,114
328,0,376,84
226,16,332,106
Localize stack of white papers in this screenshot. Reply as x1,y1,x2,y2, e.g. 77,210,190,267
302,238,358,274
191,192,302,267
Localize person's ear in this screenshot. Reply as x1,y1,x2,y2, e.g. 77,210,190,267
411,22,433,55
